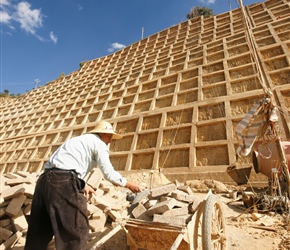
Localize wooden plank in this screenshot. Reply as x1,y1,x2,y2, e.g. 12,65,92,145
88,224,122,250
170,233,184,250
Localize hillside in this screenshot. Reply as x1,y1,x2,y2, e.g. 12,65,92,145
1,0,290,185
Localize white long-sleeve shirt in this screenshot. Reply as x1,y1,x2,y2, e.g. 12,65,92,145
44,134,127,187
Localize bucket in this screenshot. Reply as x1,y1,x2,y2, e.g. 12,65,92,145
226,165,252,185
252,141,290,178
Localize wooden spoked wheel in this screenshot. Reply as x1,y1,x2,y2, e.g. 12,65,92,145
193,200,204,250
202,194,226,250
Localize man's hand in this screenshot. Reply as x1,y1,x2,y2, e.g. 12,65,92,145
83,184,96,196
125,181,141,193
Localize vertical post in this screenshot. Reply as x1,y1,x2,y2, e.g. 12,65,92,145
277,140,290,198
34,79,40,89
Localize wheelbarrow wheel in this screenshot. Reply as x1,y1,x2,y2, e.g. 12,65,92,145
202,194,226,250
193,200,205,250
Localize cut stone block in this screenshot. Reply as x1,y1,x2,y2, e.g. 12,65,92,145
150,183,177,198
188,197,202,214
120,201,131,210
11,209,28,231
153,214,190,227
90,209,104,220
1,184,25,200
11,236,26,248
107,210,122,222
91,195,111,210
144,199,158,209
163,206,189,217
171,190,199,203
87,203,102,216
16,171,31,178
177,185,194,195
91,194,123,211
24,197,32,206
99,180,116,195
0,176,6,191
23,203,32,216
0,231,22,250
100,185,116,193
147,198,177,216
131,203,151,221
22,183,35,198
0,208,5,218
4,173,19,179
16,171,39,182
0,219,10,228
89,212,107,232
173,200,189,208
4,224,13,232
5,178,33,186
5,194,26,217
112,191,127,201
131,203,146,218
0,227,13,241
0,200,9,208
101,195,124,211
95,188,105,197
86,168,103,189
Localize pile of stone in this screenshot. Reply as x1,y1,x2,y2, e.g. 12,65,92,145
127,182,201,225
0,168,201,249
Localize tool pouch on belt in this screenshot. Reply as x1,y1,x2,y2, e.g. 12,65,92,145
77,178,86,191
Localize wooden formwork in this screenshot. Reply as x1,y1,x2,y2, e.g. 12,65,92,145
1,0,290,184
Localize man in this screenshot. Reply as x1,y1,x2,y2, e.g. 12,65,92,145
25,120,141,250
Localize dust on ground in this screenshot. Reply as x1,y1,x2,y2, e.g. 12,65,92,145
97,171,290,250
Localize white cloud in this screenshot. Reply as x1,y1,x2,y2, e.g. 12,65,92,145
199,0,216,4
1,1,57,43
77,4,83,11
0,0,10,6
107,42,126,53
14,2,43,35
0,0,12,23
0,10,11,23
50,31,57,44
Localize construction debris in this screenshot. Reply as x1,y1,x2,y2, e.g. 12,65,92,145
0,170,204,249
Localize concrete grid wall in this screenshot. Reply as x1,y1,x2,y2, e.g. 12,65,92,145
1,0,290,184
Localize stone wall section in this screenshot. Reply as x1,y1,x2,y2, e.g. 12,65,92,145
1,0,290,184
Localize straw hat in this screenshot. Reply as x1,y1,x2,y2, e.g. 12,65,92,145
88,120,122,139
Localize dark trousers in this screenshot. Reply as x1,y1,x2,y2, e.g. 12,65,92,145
24,169,89,250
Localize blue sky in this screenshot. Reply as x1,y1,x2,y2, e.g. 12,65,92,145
1,0,261,95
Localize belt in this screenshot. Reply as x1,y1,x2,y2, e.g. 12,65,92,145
45,168,78,175
45,168,84,190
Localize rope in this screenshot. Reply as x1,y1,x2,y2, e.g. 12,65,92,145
237,0,269,93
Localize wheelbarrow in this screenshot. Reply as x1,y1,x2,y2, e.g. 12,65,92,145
123,191,227,250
